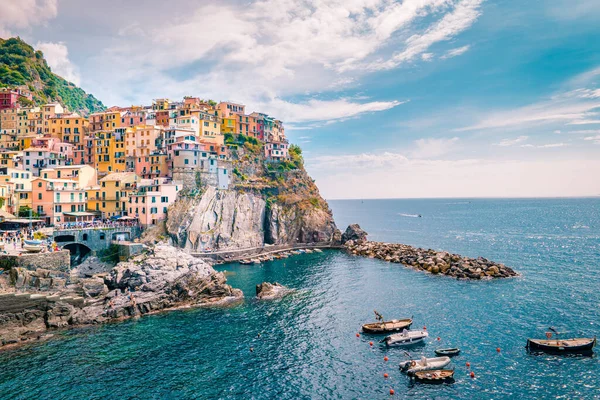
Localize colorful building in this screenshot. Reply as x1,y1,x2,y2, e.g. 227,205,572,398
127,177,181,227
87,171,139,218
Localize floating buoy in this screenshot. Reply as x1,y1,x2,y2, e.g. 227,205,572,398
466,362,471,368
496,347,501,353
356,333,360,338
470,371,475,378
423,326,427,330
390,389,395,395
369,341,374,346
384,356,389,362
436,337,441,341
384,373,389,378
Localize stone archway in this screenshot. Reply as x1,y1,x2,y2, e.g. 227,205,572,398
63,242,92,267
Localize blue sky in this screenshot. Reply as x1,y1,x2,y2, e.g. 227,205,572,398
2,0,600,198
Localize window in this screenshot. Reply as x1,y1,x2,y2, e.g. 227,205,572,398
161,196,168,203
38,193,42,200
82,233,88,241
99,233,105,240
55,205,62,212
56,193,60,202
38,182,42,188
184,159,189,165
163,207,168,213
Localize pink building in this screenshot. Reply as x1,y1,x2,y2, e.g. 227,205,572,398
32,177,87,225
264,140,289,160
127,177,181,227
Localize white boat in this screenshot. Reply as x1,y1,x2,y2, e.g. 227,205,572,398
304,249,314,253
384,329,429,347
23,244,44,253
313,249,323,253
399,356,451,375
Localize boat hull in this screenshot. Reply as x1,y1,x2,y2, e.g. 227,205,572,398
412,369,455,384
362,319,413,334
435,348,461,357
526,338,596,354
400,357,452,375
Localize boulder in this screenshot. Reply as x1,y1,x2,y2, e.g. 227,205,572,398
341,224,368,244
256,282,290,300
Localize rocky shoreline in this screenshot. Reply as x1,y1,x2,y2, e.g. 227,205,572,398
0,244,242,350
342,224,518,280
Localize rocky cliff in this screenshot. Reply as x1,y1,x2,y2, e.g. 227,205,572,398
166,140,340,252
0,245,242,347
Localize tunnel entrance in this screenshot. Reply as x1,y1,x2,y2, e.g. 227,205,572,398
63,243,92,267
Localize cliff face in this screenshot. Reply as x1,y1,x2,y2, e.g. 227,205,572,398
166,140,340,252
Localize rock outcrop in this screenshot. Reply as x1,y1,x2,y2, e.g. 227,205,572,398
341,224,368,244
255,282,290,300
0,245,242,348
341,225,518,280
345,239,518,279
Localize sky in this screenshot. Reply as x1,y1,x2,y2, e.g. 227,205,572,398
2,0,600,199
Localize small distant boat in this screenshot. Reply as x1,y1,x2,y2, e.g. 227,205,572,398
412,369,455,384
251,259,261,264
305,249,314,254
435,348,461,357
24,239,44,246
362,318,413,334
526,338,596,354
384,330,428,347
239,259,252,265
297,249,306,253
400,356,451,375
313,248,323,253
290,251,300,255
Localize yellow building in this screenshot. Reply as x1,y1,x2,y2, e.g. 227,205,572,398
94,129,127,176
87,171,139,218
50,113,89,164
221,116,237,135
0,151,19,168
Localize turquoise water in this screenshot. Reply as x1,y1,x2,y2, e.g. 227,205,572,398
1,198,600,399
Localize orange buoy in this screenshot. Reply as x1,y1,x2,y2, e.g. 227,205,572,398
466,362,471,368
496,347,501,353
470,371,475,378
384,356,389,362
423,326,427,330
390,389,395,395
369,341,374,346
356,333,360,337
384,373,389,378
436,337,441,341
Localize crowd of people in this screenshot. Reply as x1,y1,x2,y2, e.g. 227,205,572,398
55,219,140,231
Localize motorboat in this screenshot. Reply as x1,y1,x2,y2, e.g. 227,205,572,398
384,329,428,347
400,356,451,375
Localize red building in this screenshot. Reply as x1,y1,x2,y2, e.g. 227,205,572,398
0,88,32,110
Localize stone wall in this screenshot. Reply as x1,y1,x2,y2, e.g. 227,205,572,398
0,250,70,272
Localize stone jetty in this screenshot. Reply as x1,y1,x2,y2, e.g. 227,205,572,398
341,224,518,280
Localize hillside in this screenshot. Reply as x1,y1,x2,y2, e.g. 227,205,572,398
0,37,104,114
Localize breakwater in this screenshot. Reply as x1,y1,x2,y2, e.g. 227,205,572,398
344,239,518,279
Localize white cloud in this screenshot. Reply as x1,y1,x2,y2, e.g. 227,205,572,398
308,155,600,198
411,137,459,159
494,136,529,146
538,143,568,148
584,135,600,144
0,0,58,37
362,0,483,71
257,98,405,123
35,42,81,85
567,119,600,125
86,0,484,114
441,45,471,59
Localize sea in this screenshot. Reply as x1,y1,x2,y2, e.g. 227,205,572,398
1,198,599,399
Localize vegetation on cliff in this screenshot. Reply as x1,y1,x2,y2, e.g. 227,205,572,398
0,37,105,114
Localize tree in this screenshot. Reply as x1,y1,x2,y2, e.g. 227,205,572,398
18,206,39,218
